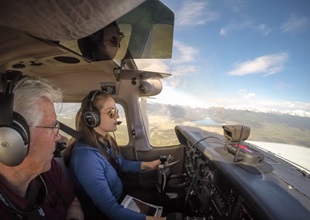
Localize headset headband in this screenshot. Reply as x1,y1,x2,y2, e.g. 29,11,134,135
0,71,23,125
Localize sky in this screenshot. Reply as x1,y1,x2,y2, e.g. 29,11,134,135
135,0,310,116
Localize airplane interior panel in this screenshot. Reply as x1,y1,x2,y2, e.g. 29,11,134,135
174,125,310,220
182,137,256,219
1,1,309,220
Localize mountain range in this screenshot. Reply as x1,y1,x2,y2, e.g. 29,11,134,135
146,103,310,148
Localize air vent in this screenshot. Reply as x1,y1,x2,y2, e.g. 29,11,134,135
12,63,26,69
53,56,80,64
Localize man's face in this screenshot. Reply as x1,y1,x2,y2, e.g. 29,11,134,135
27,97,61,173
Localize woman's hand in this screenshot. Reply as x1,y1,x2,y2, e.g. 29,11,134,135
141,159,161,170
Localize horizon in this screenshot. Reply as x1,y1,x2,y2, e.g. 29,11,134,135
147,98,310,118
57,100,310,119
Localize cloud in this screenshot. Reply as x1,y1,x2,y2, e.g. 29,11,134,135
275,79,294,91
224,0,250,13
228,53,289,76
238,89,256,99
256,100,310,113
220,21,272,36
134,59,170,73
176,0,219,26
168,40,200,80
172,65,199,77
172,40,198,64
151,85,205,108
135,40,199,90
255,23,272,36
172,65,199,76
281,14,310,33
206,97,310,116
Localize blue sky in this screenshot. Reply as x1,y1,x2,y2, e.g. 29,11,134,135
136,0,310,116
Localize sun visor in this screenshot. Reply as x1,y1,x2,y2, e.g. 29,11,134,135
117,0,174,59
58,0,174,61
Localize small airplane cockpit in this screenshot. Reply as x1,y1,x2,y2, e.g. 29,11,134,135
0,0,309,220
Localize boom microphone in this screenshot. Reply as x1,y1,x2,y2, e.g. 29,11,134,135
117,121,122,125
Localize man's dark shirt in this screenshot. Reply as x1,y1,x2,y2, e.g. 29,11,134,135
0,159,75,219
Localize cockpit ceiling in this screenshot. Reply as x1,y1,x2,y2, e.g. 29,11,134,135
0,0,145,41
0,26,119,102
0,0,174,101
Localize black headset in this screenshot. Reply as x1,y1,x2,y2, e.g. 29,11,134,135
0,71,30,166
83,90,102,128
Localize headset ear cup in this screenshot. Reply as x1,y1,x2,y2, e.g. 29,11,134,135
83,107,100,128
82,90,101,128
0,112,29,166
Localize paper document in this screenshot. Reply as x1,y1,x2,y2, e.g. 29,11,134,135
121,195,163,217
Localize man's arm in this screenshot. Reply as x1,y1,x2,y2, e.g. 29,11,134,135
66,196,84,220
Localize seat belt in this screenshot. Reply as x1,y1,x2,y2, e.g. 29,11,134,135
59,122,81,139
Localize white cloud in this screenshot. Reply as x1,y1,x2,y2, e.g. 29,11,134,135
151,85,205,108
134,59,170,73
255,100,310,114
172,40,198,64
223,0,251,13
205,96,310,116
220,22,246,36
176,0,219,26
281,14,309,33
220,21,272,36
165,40,200,88
135,40,199,89
151,85,310,116
255,23,272,36
135,41,199,75
172,65,199,77
275,79,294,91
238,89,256,99
228,53,289,76
160,64,199,89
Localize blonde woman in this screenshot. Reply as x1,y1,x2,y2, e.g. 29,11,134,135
65,90,164,220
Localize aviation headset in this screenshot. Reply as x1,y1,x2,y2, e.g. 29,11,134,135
0,72,29,166
83,90,102,128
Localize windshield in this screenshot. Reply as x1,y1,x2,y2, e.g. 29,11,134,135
135,0,310,170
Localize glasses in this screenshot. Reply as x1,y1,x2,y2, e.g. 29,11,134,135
119,31,125,39
35,120,60,136
108,36,121,48
106,32,124,48
102,108,118,118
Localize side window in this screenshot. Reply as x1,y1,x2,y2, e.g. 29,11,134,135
57,103,80,140
139,98,179,147
56,103,129,146
114,103,129,146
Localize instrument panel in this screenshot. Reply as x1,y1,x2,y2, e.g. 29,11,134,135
183,141,255,219
175,125,310,220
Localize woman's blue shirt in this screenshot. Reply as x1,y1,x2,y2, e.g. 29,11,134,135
70,141,145,220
